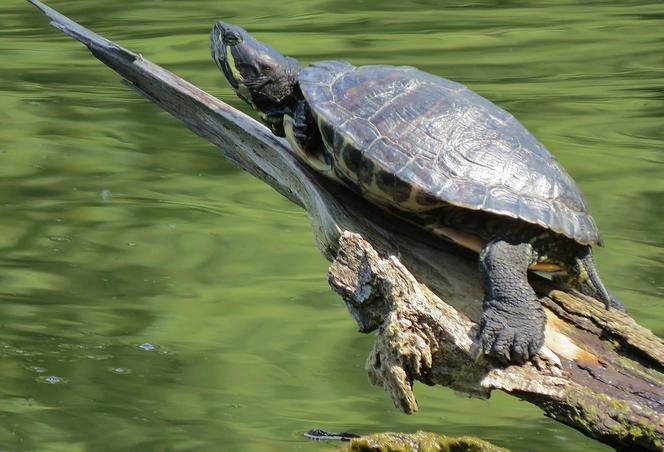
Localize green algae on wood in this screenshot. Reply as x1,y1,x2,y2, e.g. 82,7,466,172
340,431,508,452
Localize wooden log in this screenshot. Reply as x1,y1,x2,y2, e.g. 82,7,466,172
27,1,664,450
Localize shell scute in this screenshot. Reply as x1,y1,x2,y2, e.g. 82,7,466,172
366,137,411,172
342,117,381,149
340,143,363,176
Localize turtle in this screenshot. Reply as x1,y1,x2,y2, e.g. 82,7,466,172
210,21,622,364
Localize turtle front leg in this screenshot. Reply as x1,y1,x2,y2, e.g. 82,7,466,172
284,100,331,173
477,240,546,364
290,100,318,150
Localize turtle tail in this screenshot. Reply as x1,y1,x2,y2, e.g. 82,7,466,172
570,246,614,310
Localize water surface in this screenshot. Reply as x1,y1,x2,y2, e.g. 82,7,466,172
1,0,663,450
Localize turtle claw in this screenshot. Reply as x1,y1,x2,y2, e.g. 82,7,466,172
608,289,627,312
536,346,563,370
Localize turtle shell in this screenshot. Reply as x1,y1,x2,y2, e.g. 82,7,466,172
299,61,600,245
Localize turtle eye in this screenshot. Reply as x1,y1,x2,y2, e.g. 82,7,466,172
223,30,242,46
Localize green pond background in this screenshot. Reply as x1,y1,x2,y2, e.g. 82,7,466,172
2,0,663,450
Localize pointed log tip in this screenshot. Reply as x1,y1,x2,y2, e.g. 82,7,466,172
26,0,53,16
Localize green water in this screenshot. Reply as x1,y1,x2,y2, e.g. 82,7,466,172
2,0,663,450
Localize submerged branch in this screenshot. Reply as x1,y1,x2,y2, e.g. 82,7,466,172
28,1,664,450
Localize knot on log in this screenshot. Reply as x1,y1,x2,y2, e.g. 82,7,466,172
328,231,389,333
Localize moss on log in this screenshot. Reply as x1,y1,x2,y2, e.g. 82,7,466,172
341,431,508,452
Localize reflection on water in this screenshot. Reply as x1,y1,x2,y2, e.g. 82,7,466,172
1,0,663,451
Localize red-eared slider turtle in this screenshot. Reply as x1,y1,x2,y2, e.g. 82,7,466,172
210,22,621,364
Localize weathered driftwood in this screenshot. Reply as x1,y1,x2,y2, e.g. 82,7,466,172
28,1,663,450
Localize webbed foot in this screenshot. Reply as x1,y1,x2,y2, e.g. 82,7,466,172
478,300,546,364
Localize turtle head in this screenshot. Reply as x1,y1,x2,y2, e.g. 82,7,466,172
211,21,301,136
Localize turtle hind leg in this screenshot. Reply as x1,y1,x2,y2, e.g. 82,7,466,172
565,246,626,312
478,239,546,364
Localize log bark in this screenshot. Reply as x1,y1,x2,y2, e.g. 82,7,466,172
27,1,664,450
